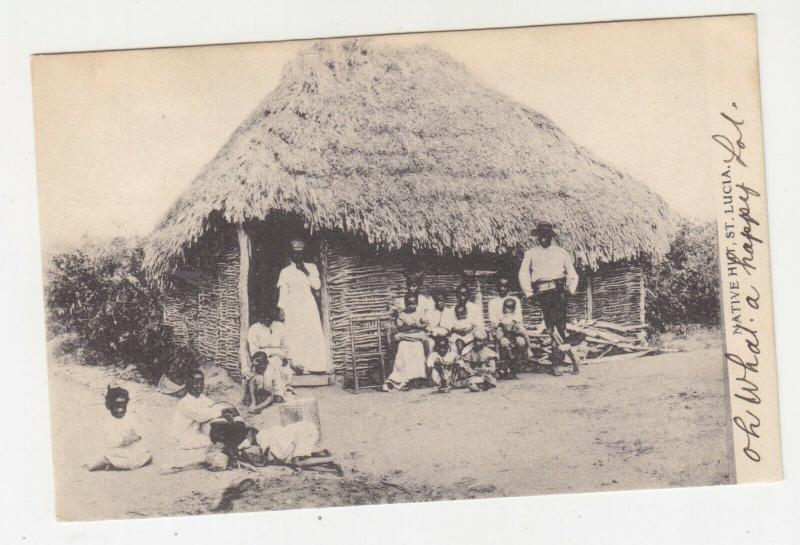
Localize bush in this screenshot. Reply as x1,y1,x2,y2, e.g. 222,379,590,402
45,237,172,380
644,219,721,331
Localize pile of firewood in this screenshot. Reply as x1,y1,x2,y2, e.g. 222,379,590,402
527,319,666,363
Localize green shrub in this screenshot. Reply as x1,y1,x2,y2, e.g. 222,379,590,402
44,237,173,380
644,219,721,331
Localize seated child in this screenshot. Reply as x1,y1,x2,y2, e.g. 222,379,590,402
427,336,459,392
494,298,531,379
247,351,293,413
422,291,449,355
426,291,449,337
488,275,523,329
459,336,499,392
84,386,152,471
245,309,293,402
448,303,482,355
389,271,433,317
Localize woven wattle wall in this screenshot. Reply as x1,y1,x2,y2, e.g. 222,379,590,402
162,236,242,378
589,264,644,326
163,233,644,384
324,241,644,388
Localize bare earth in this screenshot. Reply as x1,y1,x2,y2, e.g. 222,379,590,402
49,347,733,521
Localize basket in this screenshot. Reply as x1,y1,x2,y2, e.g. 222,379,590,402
279,397,322,441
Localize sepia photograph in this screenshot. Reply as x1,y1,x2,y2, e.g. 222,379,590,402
30,14,781,522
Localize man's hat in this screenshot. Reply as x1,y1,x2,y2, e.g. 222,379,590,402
533,222,556,235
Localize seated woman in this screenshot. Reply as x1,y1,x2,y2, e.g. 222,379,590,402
238,421,341,475
84,386,152,471
383,293,429,392
247,351,292,414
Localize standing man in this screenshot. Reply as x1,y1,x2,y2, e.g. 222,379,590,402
518,222,581,376
277,238,332,374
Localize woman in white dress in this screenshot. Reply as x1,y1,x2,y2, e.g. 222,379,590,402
383,293,429,391
277,239,332,374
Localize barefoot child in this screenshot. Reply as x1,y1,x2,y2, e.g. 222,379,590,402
427,336,459,392
460,336,499,392
247,351,292,413
494,298,531,379
84,386,152,471
244,308,293,402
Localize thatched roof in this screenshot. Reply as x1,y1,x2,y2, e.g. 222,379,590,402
145,39,673,281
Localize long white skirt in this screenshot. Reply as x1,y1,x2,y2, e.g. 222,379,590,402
283,292,331,373
385,340,427,388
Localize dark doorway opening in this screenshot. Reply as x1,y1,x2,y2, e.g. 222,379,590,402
246,213,321,326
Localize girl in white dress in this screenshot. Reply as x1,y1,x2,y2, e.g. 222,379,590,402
85,386,152,471
277,239,332,374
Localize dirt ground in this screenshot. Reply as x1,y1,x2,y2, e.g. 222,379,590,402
48,343,733,521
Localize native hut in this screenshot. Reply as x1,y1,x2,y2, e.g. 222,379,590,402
144,40,673,389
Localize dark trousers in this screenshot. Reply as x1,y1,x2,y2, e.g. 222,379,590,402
538,286,568,363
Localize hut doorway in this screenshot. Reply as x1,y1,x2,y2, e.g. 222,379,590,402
247,214,321,325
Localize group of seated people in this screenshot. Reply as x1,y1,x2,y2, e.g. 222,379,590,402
383,272,537,393
86,369,339,475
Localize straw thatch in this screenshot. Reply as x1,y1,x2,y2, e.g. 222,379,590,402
145,39,673,281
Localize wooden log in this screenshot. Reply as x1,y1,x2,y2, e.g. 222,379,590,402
591,349,656,364
586,275,593,319
566,323,640,345
319,237,334,365
237,226,251,380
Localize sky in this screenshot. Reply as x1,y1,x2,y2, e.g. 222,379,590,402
32,17,722,250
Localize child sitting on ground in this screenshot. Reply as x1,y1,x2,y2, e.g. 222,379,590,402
84,386,153,471
459,336,499,392
247,351,293,414
494,298,531,380
427,336,459,392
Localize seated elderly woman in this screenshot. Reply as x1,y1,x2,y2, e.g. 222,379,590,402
384,293,430,392
84,386,152,471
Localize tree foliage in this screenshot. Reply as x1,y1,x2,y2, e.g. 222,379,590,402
645,219,721,331
44,238,174,380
